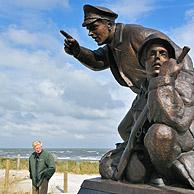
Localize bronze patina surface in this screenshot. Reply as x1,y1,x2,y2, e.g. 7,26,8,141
61,4,194,190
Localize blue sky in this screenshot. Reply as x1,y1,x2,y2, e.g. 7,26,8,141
0,0,193,148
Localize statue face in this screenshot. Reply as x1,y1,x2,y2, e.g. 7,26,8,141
86,20,111,45
145,44,169,80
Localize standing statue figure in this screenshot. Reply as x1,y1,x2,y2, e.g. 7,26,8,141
61,4,193,143
61,4,194,188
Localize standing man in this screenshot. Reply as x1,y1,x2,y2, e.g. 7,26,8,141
61,4,193,142
29,140,55,194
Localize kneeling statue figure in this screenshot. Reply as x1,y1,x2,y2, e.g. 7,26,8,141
100,34,194,189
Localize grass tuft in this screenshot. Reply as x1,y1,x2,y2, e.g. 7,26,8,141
0,158,99,174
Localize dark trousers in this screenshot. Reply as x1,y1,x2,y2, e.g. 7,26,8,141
32,179,48,194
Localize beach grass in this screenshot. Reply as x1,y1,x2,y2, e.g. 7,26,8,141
0,158,99,194
0,175,31,194
0,158,99,174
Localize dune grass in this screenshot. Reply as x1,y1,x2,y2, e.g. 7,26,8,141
0,158,99,194
0,175,31,194
0,158,99,174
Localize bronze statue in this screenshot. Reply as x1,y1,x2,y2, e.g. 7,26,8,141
61,4,194,189
139,35,194,188
61,4,193,143
101,34,194,188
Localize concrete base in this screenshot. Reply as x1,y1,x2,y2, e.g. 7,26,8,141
77,177,194,194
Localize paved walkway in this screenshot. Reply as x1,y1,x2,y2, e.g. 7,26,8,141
0,169,99,194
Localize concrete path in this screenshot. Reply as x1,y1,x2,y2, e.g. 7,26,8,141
0,169,99,194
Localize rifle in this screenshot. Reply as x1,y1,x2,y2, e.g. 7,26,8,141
113,46,190,181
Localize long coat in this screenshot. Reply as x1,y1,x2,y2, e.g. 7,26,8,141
29,150,55,187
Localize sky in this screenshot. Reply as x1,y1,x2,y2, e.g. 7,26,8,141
0,0,194,148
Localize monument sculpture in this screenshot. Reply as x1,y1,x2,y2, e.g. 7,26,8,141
111,35,194,187
61,4,194,192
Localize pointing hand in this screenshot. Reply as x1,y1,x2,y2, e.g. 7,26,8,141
60,30,80,57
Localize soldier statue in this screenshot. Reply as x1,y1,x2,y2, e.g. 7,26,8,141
61,4,194,188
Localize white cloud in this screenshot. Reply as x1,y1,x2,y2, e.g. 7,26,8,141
169,8,194,59
74,134,85,140
0,25,132,147
39,80,64,98
0,0,153,148
0,0,70,34
0,0,69,11
0,1,134,148
4,1,193,148
104,0,155,22
3,27,59,50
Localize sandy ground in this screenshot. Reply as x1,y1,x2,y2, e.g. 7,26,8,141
0,169,99,194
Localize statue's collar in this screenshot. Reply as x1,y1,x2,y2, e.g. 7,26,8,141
109,23,125,48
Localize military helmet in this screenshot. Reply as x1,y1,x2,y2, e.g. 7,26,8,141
138,33,176,67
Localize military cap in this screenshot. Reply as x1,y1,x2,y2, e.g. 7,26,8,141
82,4,118,27
138,33,176,67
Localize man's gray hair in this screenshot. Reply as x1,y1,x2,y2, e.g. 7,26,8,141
32,140,43,148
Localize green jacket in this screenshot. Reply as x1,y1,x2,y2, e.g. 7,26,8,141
29,149,55,187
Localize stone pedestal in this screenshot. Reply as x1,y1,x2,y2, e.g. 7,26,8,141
77,177,194,194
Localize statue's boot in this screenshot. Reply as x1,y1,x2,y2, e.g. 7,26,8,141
172,150,194,188
149,172,165,186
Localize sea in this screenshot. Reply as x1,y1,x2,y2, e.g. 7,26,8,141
0,148,111,161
